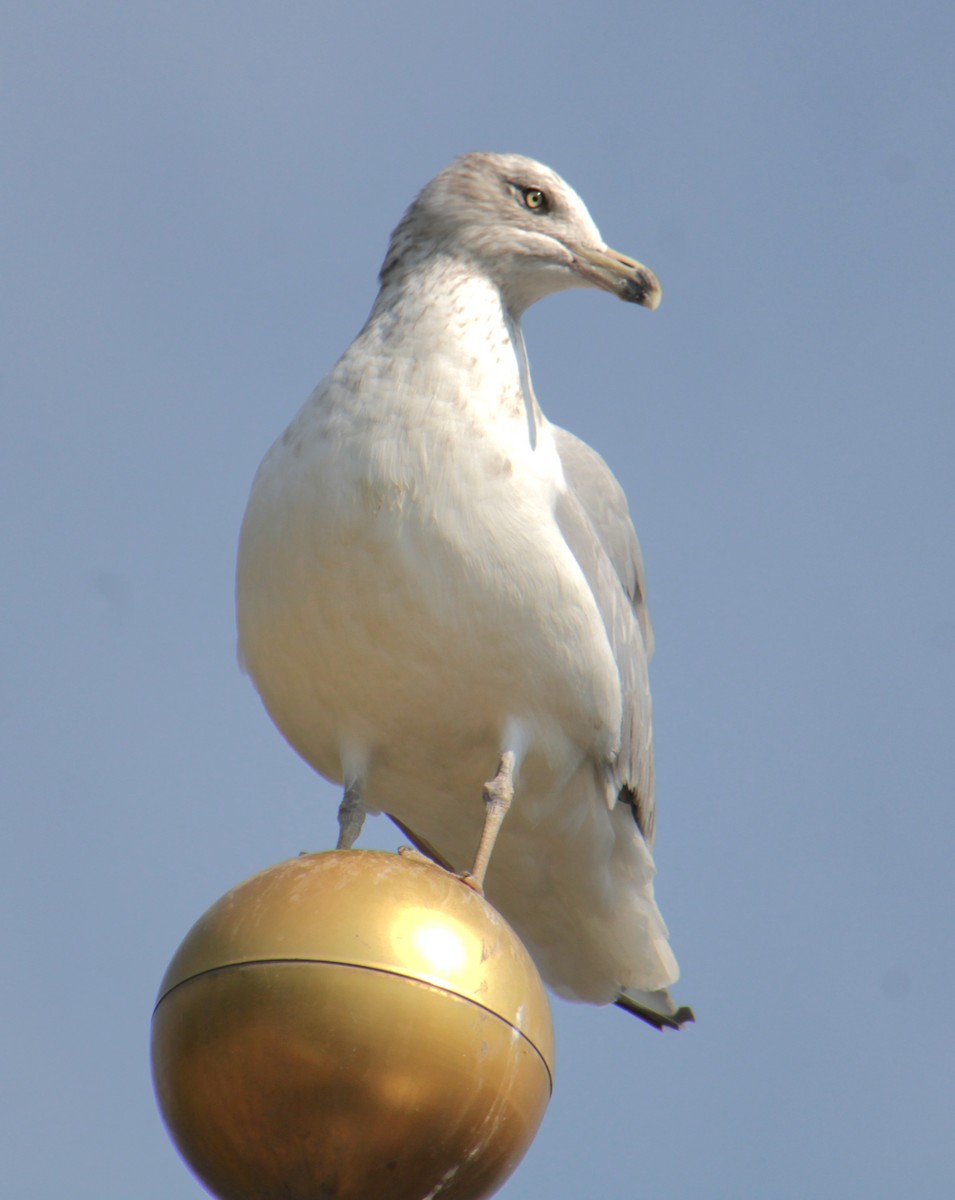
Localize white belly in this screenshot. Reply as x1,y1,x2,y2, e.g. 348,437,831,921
236,382,622,845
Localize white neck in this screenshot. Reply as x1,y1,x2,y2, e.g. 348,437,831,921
338,257,540,442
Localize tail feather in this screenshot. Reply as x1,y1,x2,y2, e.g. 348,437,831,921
389,813,695,1031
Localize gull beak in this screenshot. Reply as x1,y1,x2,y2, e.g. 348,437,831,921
570,244,662,310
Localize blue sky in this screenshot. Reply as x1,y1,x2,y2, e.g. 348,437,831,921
3,3,954,1196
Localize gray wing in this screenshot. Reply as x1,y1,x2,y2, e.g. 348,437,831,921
551,424,657,844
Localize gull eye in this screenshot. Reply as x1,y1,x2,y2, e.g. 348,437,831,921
522,187,547,211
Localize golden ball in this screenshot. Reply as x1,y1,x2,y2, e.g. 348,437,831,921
151,849,554,1200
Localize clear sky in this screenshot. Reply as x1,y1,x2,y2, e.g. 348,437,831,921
4,3,954,1197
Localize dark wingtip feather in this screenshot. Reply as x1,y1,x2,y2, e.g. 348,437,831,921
388,815,457,871
614,994,696,1031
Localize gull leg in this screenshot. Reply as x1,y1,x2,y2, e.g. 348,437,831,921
466,751,516,892
336,781,365,850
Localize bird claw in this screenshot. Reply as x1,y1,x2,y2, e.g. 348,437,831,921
397,845,432,865
457,871,485,895
398,847,484,894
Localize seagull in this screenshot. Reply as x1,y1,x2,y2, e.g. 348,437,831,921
236,152,693,1030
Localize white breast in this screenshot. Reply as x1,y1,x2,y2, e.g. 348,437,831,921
236,264,622,814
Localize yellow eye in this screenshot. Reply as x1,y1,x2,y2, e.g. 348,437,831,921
522,187,546,211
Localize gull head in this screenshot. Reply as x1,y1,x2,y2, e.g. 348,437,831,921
379,152,661,317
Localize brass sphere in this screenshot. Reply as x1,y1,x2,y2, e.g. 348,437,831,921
151,849,554,1200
